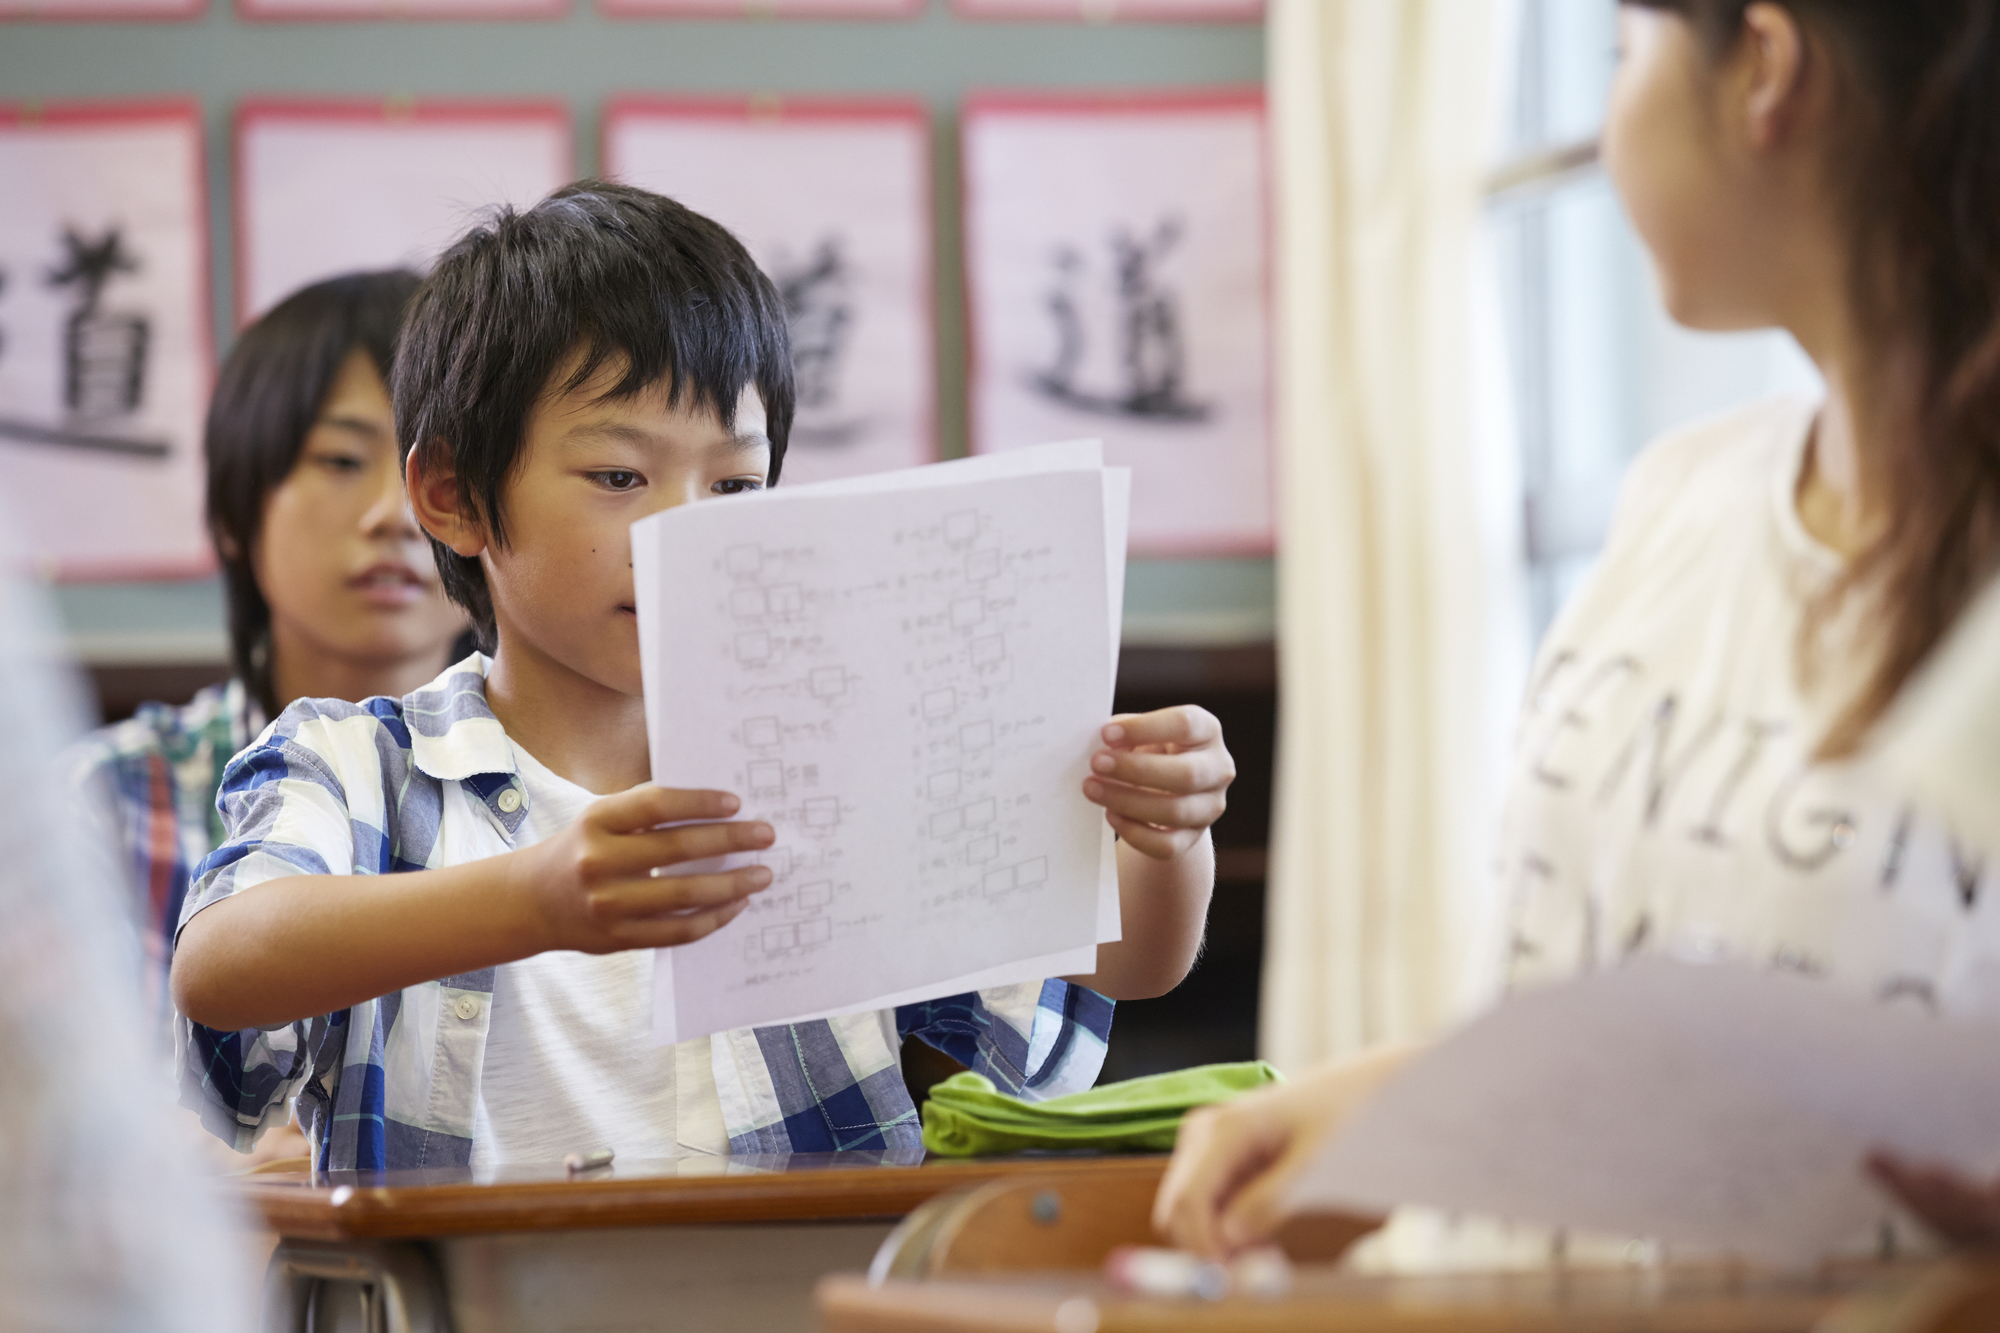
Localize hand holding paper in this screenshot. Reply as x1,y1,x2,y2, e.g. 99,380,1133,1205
510,784,774,953
1085,705,1235,861
1286,957,2000,1263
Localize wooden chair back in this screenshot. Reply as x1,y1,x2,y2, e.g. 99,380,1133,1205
868,1172,1377,1282
1819,1258,2000,1333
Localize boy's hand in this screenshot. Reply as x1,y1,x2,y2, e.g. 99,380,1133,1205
513,785,774,953
1083,705,1235,860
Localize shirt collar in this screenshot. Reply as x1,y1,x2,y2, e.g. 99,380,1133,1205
400,652,521,784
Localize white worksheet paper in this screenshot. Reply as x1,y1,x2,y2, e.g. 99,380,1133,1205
762,440,1130,955
674,445,1128,1029
636,448,1126,1042
1292,956,2000,1262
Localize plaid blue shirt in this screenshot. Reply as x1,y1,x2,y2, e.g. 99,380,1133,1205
178,655,1112,1171
70,679,262,1035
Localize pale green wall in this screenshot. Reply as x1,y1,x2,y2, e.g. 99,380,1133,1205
1,1,1272,654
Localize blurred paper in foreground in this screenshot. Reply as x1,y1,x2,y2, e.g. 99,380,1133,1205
1291,957,2000,1262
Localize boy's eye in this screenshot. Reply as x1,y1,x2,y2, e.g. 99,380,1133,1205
592,470,643,491
713,478,764,496
315,452,366,475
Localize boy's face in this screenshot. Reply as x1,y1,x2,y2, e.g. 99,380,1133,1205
257,348,466,675
485,360,771,699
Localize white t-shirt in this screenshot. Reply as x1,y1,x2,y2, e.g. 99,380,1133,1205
1500,394,2000,1015
1350,394,1996,1275
469,744,730,1169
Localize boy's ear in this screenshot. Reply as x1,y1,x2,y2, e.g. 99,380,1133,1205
406,443,488,559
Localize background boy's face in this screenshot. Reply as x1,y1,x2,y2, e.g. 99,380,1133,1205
256,348,465,672
486,360,770,699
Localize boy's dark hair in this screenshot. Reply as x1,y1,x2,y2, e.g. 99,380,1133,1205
393,179,796,649
206,269,423,719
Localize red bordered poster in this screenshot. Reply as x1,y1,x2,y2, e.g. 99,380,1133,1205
961,89,1273,556
604,96,936,485
0,101,215,581
239,0,557,24
954,0,1259,19
601,0,917,18
235,99,573,324
0,0,201,22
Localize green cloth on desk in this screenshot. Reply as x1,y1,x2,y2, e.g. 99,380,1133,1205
920,1061,1283,1156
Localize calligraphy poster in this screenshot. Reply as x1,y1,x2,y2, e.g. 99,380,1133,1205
954,0,1258,17
236,100,572,323
0,102,212,579
604,97,934,484
962,90,1272,555
241,0,557,19
600,0,916,18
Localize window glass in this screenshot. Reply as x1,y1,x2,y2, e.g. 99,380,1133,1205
1494,0,1821,636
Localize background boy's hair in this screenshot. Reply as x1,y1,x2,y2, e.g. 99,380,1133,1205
393,179,797,650
206,269,423,719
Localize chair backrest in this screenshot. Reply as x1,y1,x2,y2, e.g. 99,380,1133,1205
868,1173,1377,1282
1818,1259,2000,1333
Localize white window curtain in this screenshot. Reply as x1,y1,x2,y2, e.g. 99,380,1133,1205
1262,0,1528,1069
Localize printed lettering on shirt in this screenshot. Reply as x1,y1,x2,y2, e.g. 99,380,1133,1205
1594,694,1724,827
1764,767,1858,874
1689,719,1786,848
1525,652,1640,792
1503,640,1997,1008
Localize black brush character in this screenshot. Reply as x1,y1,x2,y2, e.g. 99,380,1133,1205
1031,215,1209,424
48,224,150,419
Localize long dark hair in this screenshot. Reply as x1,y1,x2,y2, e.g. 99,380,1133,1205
1628,0,2000,755
205,270,422,718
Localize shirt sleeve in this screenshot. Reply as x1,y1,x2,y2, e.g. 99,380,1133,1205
898,979,1114,1101
173,708,369,1151
60,732,145,929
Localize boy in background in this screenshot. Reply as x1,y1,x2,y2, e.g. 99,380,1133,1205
172,182,1233,1170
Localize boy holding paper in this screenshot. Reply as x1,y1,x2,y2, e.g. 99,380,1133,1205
170,181,1233,1170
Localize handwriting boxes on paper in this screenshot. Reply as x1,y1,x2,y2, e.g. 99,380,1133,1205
633,443,1129,1043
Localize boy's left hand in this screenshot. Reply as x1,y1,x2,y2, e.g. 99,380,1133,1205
1083,705,1235,860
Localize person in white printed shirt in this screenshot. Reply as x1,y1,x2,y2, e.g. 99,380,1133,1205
1155,0,2000,1255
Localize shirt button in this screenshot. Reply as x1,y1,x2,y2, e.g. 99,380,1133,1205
454,995,481,1021
497,788,522,814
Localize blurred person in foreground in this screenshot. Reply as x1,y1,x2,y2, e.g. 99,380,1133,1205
1,507,256,1331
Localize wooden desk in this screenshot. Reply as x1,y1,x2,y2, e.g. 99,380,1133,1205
817,1264,1883,1333
241,1152,1167,1333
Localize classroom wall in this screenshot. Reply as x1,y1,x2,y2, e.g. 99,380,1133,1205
0,1,1272,665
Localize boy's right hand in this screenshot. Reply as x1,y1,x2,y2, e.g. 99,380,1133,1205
511,785,774,953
